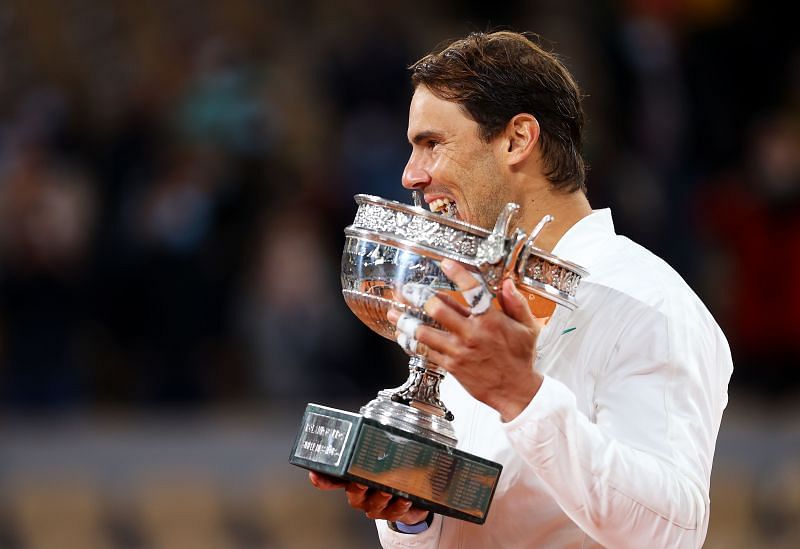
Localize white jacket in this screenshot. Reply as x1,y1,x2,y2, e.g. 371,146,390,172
377,209,733,548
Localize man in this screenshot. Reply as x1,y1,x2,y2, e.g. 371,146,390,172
310,31,732,548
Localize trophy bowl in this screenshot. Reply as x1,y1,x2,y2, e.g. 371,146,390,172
342,194,587,445
290,193,588,524
343,194,587,340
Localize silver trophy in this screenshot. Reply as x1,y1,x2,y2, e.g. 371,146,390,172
290,194,588,524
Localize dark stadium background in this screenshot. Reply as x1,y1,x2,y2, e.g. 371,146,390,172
0,1,798,547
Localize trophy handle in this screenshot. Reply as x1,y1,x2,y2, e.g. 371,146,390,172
477,203,521,291
491,202,521,237
506,214,554,281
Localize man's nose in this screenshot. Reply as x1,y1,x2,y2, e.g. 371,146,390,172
402,160,431,190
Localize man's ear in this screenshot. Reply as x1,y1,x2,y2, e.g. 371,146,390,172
502,114,540,166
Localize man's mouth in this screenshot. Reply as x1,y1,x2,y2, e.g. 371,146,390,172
428,198,459,219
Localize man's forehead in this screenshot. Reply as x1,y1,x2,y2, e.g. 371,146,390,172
407,87,474,140
409,86,460,117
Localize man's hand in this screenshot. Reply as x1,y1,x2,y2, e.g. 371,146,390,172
390,259,545,421
308,471,431,524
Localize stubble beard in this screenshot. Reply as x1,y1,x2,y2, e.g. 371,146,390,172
473,195,511,230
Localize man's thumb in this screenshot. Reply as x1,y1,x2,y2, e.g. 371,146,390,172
500,278,536,326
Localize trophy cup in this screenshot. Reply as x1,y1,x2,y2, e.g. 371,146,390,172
289,194,588,524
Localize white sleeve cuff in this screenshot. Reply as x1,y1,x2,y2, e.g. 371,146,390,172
500,375,575,458
502,375,564,425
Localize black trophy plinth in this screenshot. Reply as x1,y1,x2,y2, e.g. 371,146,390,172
289,403,502,524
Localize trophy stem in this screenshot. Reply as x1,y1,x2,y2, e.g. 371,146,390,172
360,356,457,447
388,356,454,420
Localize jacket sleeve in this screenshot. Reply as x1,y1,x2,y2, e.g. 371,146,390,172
501,306,732,549
376,514,442,548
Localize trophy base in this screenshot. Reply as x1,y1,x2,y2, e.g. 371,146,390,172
289,403,502,524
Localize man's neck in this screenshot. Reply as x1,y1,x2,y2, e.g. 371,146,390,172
516,187,592,252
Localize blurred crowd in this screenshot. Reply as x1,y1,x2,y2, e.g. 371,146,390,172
1,1,799,548
0,0,799,413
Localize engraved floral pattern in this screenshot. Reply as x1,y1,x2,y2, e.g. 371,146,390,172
352,203,482,260
522,257,582,297
350,200,585,300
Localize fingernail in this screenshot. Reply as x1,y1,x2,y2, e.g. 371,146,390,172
387,308,400,323
355,483,368,490
440,259,455,272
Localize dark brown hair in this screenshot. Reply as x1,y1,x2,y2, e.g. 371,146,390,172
411,31,586,193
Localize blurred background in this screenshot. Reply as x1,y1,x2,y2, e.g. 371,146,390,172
0,0,798,547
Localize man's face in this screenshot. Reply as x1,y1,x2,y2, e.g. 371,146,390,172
402,86,513,230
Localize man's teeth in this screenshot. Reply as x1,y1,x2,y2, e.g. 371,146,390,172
429,198,458,218
429,198,450,212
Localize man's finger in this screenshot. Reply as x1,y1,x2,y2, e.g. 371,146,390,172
344,482,370,507
440,259,482,290
397,332,420,355
440,260,494,315
309,471,348,490
423,295,470,336
400,282,436,308
500,278,537,327
434,291,471,317
362,490,393,518
382,497,414,521
462,283,492,315
416,324,459,358
396,313,423,339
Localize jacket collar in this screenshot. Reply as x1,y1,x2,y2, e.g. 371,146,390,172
550,208,615,277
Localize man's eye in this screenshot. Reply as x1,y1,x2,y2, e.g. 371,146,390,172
426,140,440,149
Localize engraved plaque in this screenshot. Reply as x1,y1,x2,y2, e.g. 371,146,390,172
293,412,353,467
